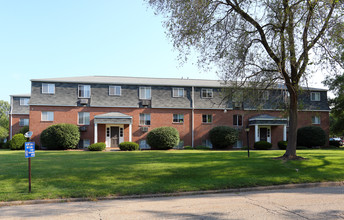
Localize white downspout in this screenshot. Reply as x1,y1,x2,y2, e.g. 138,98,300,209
192,86,195,148
129,122,132,142
94,123,98,144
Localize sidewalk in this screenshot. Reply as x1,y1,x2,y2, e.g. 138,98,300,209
1,185,344,219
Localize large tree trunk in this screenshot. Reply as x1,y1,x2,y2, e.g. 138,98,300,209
283,90,301,159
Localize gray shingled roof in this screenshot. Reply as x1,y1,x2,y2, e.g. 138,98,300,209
31,76,226,87
30,75,327,91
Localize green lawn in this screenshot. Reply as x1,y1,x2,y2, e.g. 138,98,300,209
1,149,344,202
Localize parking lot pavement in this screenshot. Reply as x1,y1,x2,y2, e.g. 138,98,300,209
1,186,344,219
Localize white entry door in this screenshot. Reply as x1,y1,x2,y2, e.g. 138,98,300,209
259,126,271,143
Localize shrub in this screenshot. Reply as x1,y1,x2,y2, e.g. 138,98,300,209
254,141,272,150
40,123,80,150
278,141,288,150
147,127,180,150
209,126,238,149
297,126,326,148
329,140,341,148
195,145,211,150
119,142,140,151
10,134,27,150
88,142,106,151
18,126,29,135
183,146,193,149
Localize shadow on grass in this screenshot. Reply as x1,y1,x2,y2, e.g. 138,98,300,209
1,150,344,201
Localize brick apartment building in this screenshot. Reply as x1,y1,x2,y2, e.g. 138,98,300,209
9,76,330,149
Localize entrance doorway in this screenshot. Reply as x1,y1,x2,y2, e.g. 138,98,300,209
111,127,119,148
260,128,268,141
259,126,271,143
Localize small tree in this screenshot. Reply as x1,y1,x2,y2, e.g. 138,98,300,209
10,133,27,150
209,126,238,149
41,123,80,150
147,127,180,150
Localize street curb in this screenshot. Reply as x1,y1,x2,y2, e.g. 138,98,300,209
1,181,344,207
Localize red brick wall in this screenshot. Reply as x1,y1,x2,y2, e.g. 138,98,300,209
9,114,29,138
28,106,329,148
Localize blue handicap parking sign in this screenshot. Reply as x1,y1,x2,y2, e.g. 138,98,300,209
25,142,35,158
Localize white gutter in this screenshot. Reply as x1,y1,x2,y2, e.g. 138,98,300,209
192,86,195,148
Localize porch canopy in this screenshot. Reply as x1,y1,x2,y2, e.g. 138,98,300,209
249,114,288,126
94,112,132,124
248,114,288,142
93,112,133,143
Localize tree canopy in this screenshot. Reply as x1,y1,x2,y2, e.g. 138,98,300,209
324,74,344,136
148,0,344,159
0,100,10,140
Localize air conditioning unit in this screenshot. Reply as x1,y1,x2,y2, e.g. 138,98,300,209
79,99,89,105
141,127,149,132
234,102,242,108
141,100,151,106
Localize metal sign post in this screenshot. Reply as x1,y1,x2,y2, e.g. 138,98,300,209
25,142,35,193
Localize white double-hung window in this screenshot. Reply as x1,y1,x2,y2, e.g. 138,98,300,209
173,114,184,123
311,92,320,101
312,116,321,124
41,111,54,121
78,85,91,98
173,88,184,97
20,98,30,106
140,113,151,125
201,89,213,98
109,86,121,96
78,112,90,125
139,87,151,100
19,119,29,126
42,83,55,94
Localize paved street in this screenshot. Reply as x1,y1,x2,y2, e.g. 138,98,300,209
1,186,344,219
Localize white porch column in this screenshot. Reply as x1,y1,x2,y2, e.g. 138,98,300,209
129,123,132,142
94,123,98,144
255,125,259,142
283,125,287,141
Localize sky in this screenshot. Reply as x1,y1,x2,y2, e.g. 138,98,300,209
0,0,328,102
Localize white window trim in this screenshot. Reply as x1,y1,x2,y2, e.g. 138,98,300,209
173,114,184,123
312,116,321,124
201,89,213,98
311,92,320,101
202,114,213,123
42,83,55,94
139,87,151,100
140,113,151,125
233,114,243,126
41,111,54,122
78,112,90,125
172,88,184,98
19,119,29,126
78,85,91,98
20,98,30,106
109,86,121,96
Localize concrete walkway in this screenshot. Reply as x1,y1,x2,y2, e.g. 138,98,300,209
1,186,344,219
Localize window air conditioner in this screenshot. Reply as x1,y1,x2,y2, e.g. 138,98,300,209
79,99,89,105
141,100,150,106
141,127,149,132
